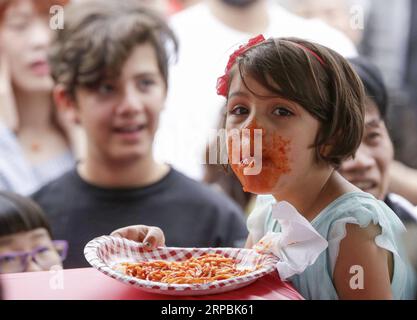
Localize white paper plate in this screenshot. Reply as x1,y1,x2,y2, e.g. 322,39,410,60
84,235,278,296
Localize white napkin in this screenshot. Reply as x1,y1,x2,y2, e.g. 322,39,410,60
253,201,328,280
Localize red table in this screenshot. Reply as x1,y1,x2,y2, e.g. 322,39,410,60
0,268,303,300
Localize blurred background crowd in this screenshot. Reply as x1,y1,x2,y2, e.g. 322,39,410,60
0,0,416,292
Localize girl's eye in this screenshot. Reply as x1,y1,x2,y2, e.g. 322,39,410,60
97,83,116,95
366,132,381,144
136,78,156,91
37,247,51,254
229,105,249,116
35,247,57,260
272,107,293,117
6,18,29,31
0,256,18,264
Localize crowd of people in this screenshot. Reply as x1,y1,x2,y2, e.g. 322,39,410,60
0,0,416,300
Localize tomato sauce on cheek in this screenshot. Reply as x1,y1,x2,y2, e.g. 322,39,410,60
227,121,292,193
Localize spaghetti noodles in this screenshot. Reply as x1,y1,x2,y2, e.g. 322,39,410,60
118,253,257,284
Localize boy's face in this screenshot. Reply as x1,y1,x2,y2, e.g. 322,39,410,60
339,100,393,200
225,73,321,195
73,43,166,164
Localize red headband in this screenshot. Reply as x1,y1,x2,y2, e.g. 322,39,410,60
216,35,326,97
287,41,326,67
216,34,266,97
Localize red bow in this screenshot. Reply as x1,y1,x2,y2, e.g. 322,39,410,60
216,34,266,97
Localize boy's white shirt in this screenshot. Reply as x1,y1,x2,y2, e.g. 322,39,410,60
154,1,358,180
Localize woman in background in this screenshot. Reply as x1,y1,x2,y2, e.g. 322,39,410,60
0,0,82,195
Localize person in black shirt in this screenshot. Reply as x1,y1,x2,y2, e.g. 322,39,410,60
32,0,247,268
33,167,246,268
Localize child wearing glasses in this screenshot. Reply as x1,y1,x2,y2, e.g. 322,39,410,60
0,191,67,273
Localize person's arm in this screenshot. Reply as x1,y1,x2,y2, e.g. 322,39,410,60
389,160,417,205
0,52,18,131
333,223,393,299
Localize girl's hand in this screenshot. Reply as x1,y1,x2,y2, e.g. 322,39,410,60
110,225,166,249
0,51,18,131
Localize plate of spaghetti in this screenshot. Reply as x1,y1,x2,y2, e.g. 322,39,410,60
84,235,278,295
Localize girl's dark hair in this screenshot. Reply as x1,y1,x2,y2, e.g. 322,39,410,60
0,191,52,238
228,37,366,168
49,0,178,97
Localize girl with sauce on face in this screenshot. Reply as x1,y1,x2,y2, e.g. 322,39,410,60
217,35,416,300
110,35,416,300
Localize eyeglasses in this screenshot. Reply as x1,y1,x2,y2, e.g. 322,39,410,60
0,240,68,274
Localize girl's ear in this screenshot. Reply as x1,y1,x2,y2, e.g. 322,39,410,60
320,144,331,157
52,84,80,124
319,128,343,159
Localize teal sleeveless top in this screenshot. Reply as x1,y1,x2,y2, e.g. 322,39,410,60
248,192,416,300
